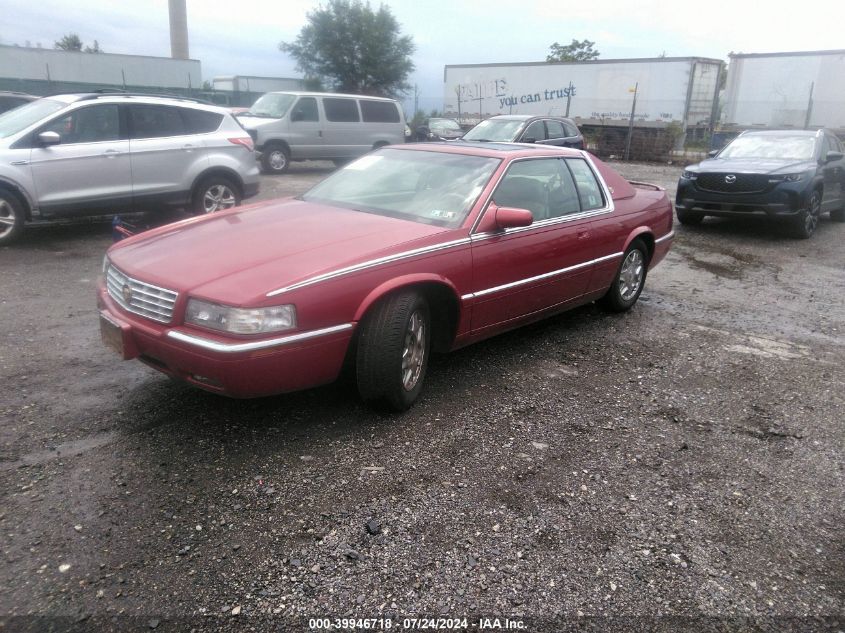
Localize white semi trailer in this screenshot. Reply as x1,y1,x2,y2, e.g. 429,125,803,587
443,56,724,141
722,50,845,132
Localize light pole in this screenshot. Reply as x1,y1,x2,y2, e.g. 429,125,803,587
624,82,639,161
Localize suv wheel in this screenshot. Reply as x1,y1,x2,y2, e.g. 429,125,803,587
0,190,24,246
261,145,290,174
192,177,241,214
790,190,822,239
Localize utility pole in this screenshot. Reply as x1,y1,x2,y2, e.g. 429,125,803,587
803,81,814,129
565,81,574,117
413,84,419,118
454,85,462,124
624,82,639,161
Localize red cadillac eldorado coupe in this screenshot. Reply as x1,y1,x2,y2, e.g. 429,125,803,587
98,142,673,410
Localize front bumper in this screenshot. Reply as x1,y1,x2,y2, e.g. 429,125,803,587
675,179,810,218
97,283,354,398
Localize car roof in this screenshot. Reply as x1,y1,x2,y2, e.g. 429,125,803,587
43,93,230,114
485,114,577,124
265,91,398,102
741,129,822,137
387,141,585,159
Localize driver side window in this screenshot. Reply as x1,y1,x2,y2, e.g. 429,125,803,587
291,97,319,122
39,105,120,144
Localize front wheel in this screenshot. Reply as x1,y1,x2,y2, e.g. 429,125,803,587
789,190,822,239
192,177,241,214
599,240,648,312
356,292,431,411
261,145,290,174
0,189,25,246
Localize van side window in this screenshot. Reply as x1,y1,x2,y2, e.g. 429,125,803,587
360,100,400,123
291,97,319,122
323,98,360,122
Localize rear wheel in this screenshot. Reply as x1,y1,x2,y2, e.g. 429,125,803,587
0,189,25,246
261,144,290,174
789,189,821,239
599,240,648,312
676,207,704,226
192,176,240,214
356,291,431,411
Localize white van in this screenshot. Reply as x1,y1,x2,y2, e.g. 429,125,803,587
237,92,407,174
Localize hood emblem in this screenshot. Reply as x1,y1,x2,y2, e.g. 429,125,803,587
122,284,133,304
725,174,737,184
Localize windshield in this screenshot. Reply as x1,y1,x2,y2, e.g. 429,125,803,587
247,93,296,118
719,135,817,161
302,148,500,228
462,118,526,142
430,118,461,133
0,99,66,139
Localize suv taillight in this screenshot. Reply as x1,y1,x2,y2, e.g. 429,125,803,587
228,137,254,152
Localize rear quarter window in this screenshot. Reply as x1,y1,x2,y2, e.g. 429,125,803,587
360,100,400,123
130,105,186,138
181,108,224,134
323,98,360,122
566,158,605,210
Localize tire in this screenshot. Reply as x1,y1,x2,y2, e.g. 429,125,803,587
356,291,431,411
191,176,241,215
676,207,704,226
599,239,648,313
789,189,822,239
261,144,290,174
0,189,25,246
830,207,845,222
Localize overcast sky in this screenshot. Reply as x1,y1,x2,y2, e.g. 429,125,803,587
2,0,842,112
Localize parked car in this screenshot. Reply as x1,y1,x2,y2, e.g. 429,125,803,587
415,117,464,142
676,129,845,238
0,92,260,245
0,91,38,114
98,143,673,410
238,91,407,173
462,114,584,149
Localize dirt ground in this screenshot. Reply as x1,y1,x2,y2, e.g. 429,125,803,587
0,159,843,633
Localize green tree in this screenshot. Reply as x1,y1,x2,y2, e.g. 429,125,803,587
546,39,600,62
54,33,83,52
280,0,415,96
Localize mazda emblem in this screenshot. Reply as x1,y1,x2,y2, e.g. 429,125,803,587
121,284,132,304
725,174,737,184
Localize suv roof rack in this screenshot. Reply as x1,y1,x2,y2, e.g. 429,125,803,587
74,91,215,105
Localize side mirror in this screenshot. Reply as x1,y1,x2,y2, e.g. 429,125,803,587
38,131,61,146
825,150,844,163
707,150,719,158
494,205,534,230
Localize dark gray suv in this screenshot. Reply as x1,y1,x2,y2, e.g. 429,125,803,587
0,93,260,245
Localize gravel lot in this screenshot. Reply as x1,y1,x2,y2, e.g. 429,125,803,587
1,158,843,632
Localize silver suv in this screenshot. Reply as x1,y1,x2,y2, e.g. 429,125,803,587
0,93,260,245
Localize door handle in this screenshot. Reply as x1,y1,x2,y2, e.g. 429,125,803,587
103,149,122,158
10,160,28,166
318,131,323,137
182,144,194,151
577,230,590,240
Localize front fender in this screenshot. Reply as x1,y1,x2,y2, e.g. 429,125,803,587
353,273,462,322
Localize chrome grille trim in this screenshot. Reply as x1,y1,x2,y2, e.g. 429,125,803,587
105,264,178,323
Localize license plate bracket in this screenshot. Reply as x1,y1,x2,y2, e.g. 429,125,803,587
100,313,132,359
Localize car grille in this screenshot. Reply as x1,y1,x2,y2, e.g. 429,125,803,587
105,264,178,324
696,173,769,194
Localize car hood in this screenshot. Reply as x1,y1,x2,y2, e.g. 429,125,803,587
689,157,817,175
108,199,451,305
236,115,281,130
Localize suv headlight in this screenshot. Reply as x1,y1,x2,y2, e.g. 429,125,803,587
769,173,805,183
185,299,296,335
681,170,698,180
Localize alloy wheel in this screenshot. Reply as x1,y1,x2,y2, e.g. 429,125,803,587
202,185,237,213
269,150,287,171
0,198,16,238
619,249,645,301
401,310,426,391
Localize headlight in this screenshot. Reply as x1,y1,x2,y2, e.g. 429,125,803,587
682,171,697,180
185,298,296,335
772,173,805,182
